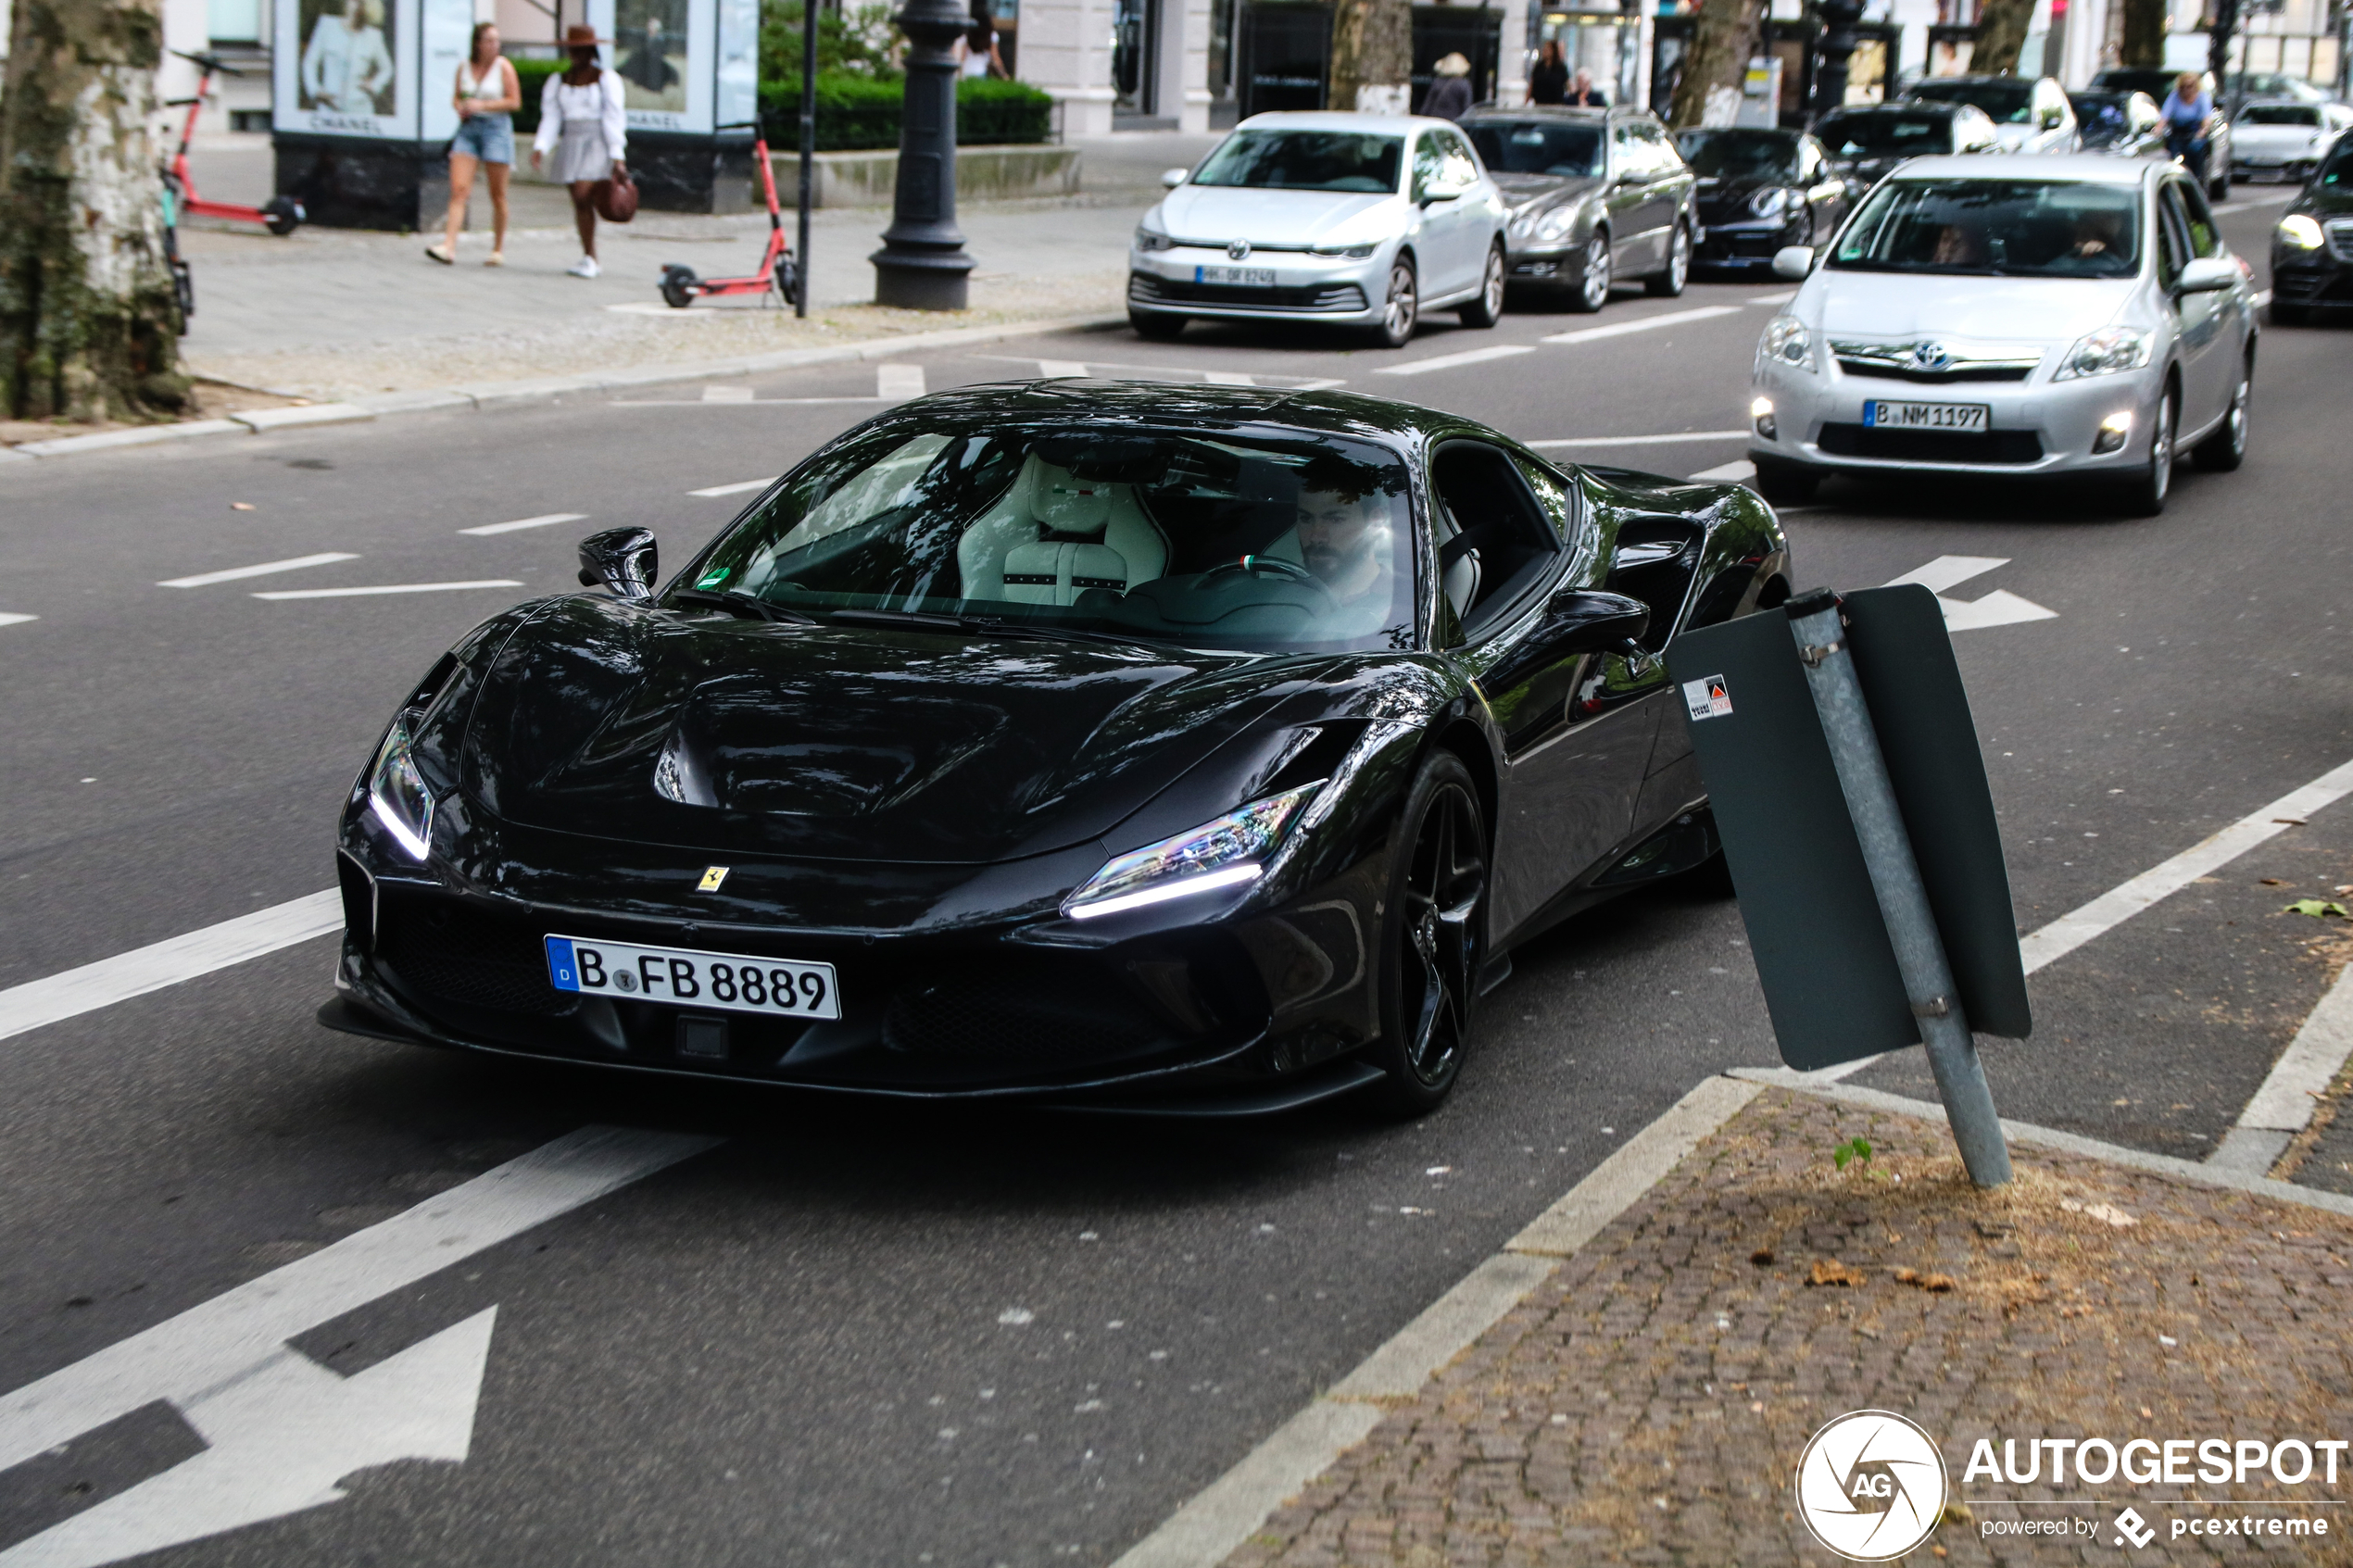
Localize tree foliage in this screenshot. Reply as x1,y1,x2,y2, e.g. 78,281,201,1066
1969,0,2035,77
2120,0,2169,69
760,1,904,86
1667,0,1762,127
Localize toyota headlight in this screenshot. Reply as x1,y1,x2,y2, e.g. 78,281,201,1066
1134,224,1177,252
2053,325,2154,381
1749,186,1792,220
368,721,435,860
1759,314,1812,370
2277,213,2324,250
1064,783,1322,921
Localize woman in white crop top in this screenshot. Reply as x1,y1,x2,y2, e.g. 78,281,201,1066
426,22,521,268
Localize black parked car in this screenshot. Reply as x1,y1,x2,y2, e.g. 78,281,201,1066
323,384,1791,1116
2269,137,2353,324
1813,101,2001,187
1461,105,1699,311
1673,126,1856,273
2069,89,2167,157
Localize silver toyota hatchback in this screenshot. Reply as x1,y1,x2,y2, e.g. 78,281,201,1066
1747,156,2257,515
1128,112,1511,348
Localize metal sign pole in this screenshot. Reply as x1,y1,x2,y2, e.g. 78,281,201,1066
797,0,816,318
1784,590,2013,1187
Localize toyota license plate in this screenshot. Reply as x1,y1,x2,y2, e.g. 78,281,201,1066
1862,399,1989,433
1196,265,1277,287
545,935,841,1019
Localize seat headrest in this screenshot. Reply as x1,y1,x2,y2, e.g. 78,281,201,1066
1028,461,1112,536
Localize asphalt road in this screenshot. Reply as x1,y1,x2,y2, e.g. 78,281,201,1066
3,189,2349,1566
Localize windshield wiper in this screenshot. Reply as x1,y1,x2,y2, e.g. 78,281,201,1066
671,588,817,624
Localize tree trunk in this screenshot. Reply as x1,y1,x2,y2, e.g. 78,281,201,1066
1667,0,1762,129
2119,0,2169,69
0,0,188,423
1969,0,2035,77
1328,0,1412,114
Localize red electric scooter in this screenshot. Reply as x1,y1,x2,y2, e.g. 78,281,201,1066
658,122,799,308
166,50,305,236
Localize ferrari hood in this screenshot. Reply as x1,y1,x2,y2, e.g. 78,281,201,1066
1155,185,1403,245
1811,271,2136,345
459,598,1305,864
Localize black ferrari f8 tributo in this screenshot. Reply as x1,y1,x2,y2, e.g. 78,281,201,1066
322,383,1791,1114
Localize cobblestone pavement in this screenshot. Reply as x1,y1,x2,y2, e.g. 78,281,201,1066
1227,1088,2353,1566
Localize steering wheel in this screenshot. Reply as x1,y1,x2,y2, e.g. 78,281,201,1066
1203,554,1319,586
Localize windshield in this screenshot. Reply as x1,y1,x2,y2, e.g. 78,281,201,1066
1466,120,1604,177
680,423,1416,654
2070,94,2132,142
1674,128,1801,179
1909,80,2035,122
1192,130,1403,193
2323,144,2353,185
2240,104,2322,126
1831,179,2143,277
1818,111,1950,158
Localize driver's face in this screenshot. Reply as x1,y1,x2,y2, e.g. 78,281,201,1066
1296,491,1373,577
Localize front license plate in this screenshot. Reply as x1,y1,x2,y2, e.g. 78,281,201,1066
1862,399,1989,433
545,934,841,1020
1195,265,1278,287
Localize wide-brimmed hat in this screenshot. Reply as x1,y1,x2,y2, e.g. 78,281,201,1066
562,23,608,47
1434,52,1471,77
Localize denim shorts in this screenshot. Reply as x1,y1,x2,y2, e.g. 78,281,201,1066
450,113,513,165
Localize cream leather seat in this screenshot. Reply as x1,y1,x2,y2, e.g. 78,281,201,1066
957,458,1170,607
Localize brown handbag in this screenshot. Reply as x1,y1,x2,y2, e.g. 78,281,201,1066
590,166,637,224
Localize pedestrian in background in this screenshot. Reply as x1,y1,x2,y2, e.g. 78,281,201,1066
1565,67,1608,107
2159,70,2213,188
1424,53,1473,122
1529,40,1568,106
531,23,628,280
427,22,520,268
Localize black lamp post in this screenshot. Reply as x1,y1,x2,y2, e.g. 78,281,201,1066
870,0,976,308
1810,0,1865,124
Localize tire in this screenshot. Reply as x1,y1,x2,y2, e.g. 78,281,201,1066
1373,257,1418,348
1644,222,1691,297
2117,384,2176,516
773,256,799,307
170,257,195,333
1567,232,1611,313
262,196,303,237
2209,169,2231,202
1457,243,1505,327
2270,301,2309,327
1130,310,1188,341
1750,454,1819,506
1366,750,1489,1118
660,265,698,309
2193,356,2250,472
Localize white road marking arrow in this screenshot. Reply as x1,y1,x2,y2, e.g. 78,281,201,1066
1882,555,2057,633
0,1311,497,1568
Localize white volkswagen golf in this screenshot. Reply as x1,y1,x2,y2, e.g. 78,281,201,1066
1747,156,2257,515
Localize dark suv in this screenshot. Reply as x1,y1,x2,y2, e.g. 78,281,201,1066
2269,138,2353,323
1813,101,2000,187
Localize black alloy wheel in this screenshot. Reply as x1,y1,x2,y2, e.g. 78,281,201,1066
2120,384,2175,516
1459,243,1506,327
2194,356,2251,472
1132,310,1188,341
1375,257,1419,348
1369,751,1489,1116
1645,222,1691,297
1568,232,1611,313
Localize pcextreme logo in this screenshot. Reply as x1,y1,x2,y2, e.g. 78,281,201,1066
1794,1410,1950,1561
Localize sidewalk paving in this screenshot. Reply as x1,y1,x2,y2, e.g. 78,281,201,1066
1226,1086,2353,1567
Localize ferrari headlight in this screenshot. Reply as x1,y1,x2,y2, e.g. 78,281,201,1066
1134,224,1177,252
2053,325,2153,381
1749,186,1792,220
1759,314,1812,370
368,721,435,860
1064,783,1322,921
2277,213,2324,250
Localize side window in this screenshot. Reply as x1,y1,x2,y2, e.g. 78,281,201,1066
2174,178,2221,257
1798,137,1822,180
1610,121,1637,179
1436,129,1479,189
1637,121,1680,172
1509,453,1598,573
1429,443,1563,639
2155,185,2191,284
1411,132,1445,201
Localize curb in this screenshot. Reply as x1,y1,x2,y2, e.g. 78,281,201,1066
3,312,1130,464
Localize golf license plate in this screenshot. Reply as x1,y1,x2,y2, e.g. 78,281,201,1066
545,935,841,1020
1862,399,1989,433
1196,265,1278,287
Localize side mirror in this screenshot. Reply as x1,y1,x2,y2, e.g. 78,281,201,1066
1419,182,1466,206
1488,588,1652,688
578,526,657,600
1160,167,1188,190
1771,245,1815,280
2176,256,2237,294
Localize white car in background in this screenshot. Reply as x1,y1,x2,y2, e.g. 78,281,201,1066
1748,156,2257,517
1128,112,1510,348
2233,100,2353,184
1904,75,2082,156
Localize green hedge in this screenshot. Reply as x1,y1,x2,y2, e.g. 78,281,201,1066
759,74,1053,151
509,58,561,136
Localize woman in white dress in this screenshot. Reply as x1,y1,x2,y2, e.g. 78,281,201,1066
531,23,628,279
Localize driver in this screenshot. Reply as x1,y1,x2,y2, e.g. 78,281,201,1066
2069,207,2123,259
1295,483,1397,625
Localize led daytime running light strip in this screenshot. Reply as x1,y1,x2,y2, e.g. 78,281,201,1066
1066,864,1263,921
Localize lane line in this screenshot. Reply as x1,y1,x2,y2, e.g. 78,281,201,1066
458,512,586,538
701,385,755,403
1202,370,1256,386
1527,430,1747,448
2211,192,2297,216
157,554,359,590
688,477,775,497
1541,305,1742,345
1885,555,2007,594
2212,963,2353,1173
254,581,523,600
0,1124,722,1475
1746,290,1797,305
610,395,886,407
0,613,36,628
1686,459,1755,482
876,363,926,399
1038,359,1090,378
1373,344,1535,377
0,891,341,1045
